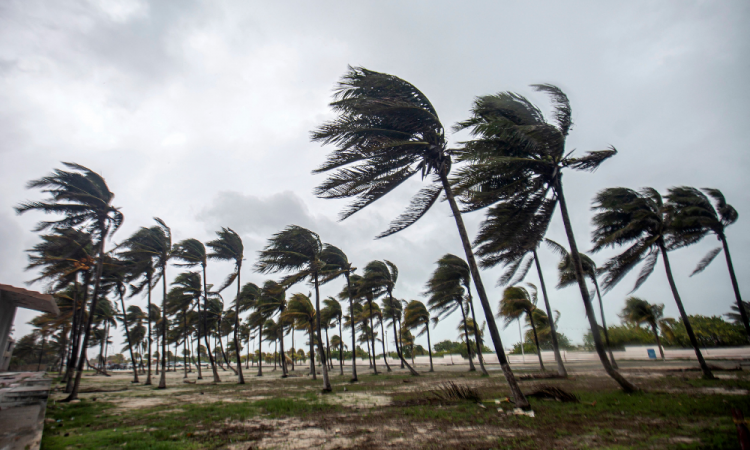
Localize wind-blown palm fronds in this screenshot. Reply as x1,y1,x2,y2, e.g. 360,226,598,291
620,297,665,359
498,285,545,371
453,85,633,392
591,187,714,379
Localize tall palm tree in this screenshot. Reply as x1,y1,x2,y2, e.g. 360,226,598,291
545,239,616,368
255,225,333,391
283,293,317,377
311,67,527,406
666,187,748,341
322,297,344,375
207,228,246,384
403,300,434,372
726,301,750,326
453,86,636,393
424,255,486,375
499,285,545,371
319,244,359,381
17,162,124,401
173,238,221,381
621,297,666,360
591,187,714,379
168,272,203,377
363,260,419,376
473,204,567,376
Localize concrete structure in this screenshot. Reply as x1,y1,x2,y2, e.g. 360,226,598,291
0,372,54,450
1,284,59,371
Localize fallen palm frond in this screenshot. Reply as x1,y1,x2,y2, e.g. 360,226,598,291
526,385,578,403
429,381,481,403
519,372,567,381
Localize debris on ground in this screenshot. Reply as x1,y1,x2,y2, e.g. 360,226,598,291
518,372,567,381
429,381,481,403
526,385,579,403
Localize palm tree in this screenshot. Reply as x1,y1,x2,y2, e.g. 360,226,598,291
621,297,666,360
283,293,317,377
473,204,567,376
499,285,545,371
403,300,434,372
173,238,221,381
591,187,714,379
311,67,527,406
16,162,124,401
257,280,288,377
322,298,344,375
168,272,203,378
319,244,359,381
363,260,419,376
726,301,750,326
453,85,636,393
545,239,616,368
207,228,246,384
666,187,748,341
255,225,334,391
424,255,486,375
100,256,139,383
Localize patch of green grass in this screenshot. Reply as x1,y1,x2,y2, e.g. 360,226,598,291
254,396,340,417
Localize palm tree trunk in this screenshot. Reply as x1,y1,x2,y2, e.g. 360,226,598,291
528,312,545,371
657,241,714,379
62,278,82,386
366,298,378,375
195,303,203,380
145,275,153,385
119,293,139,383
291,329,295,371
344,273,358,382
201,266,220,382
233,271,245,384
592,278,618,369
390,313,419,376
313,273,332,391
256,322,263,376
458,301,476,372
324,326,332,370
308,325,316,379
532,249,567,377
279,324,288,377
158,266,168,389
36,334,46,372
720,234,750,341
465,288,488,376
440,170,529,408
338,319,344,375
65,277,88,391
379,319,391,372
65,226,109,402
183,313,188,378
426,324,434,373
554,178,638,392
651,323,665,360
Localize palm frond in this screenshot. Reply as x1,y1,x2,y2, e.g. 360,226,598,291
690,247,722,277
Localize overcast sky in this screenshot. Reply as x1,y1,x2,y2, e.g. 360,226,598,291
3,0,749,357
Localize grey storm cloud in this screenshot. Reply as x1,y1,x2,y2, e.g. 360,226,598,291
3,0,749,352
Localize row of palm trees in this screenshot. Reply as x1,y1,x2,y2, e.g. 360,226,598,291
17,68,746,407
307,66,747,407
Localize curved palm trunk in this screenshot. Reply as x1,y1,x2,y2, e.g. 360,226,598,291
194,301,203,380
366,298,378,375
256,323,264,376
183,313,188,378
65,277,89,391
720,235,750,341
63,279,83,387
554,179,638,392
201,266,220,382
158,266,168,389
532,249,567,377
233,271,245,384
426,324,434,372
308,325,316,379
338,319,344,375
650,322,665,360
458,301,476,372
389,311,419,376
379,320,391,372
528,312,545,371
440,171,529,408
291,330,295,371
345,273,358,381
324,326,332,370
592,278,618,368
218,330,237,374
657,242,714,379
313,273,332,391
465,288,488,376
119,293,139,383
36,335,46,372
65,226,108,402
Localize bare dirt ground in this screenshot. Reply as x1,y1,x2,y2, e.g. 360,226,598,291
41,359,750,449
